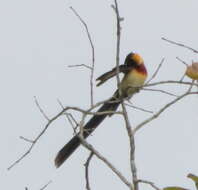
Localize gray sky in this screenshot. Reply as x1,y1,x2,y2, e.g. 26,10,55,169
1,0,198,189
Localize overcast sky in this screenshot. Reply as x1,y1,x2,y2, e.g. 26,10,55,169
1,0,198,190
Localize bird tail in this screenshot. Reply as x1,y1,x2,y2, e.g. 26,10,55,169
55,93,120,168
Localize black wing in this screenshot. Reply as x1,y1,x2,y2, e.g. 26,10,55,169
96,65,131,86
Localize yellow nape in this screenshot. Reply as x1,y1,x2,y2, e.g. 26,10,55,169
131,53,144,64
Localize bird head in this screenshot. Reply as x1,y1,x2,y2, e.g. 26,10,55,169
125,52,144,67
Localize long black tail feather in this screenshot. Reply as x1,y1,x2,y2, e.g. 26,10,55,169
55,95,120,168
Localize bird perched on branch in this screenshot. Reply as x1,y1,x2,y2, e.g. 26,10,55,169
55,52,148,167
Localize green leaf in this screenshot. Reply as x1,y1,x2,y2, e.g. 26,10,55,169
163,187,189,190
187,173,198,190
188,173,198,182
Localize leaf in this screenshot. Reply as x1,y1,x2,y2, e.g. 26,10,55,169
163,187,189,190
187,173,198,190
185,62,198,80
188,173,198,182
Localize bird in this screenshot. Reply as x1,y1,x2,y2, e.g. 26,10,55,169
55,52,148,168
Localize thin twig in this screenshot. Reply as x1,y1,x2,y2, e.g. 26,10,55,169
66,113,78,126
68,64,93,70
19,136,34,143
57,99,78,128
187,80,194,92
40,180,52,190
7,107,67,170
162,37,198,53
145,80,198,88
84,152,94,190
57,99,75,129
175,57,188,81
125,103,153,114
143,88,179,97
138,179,161,190
113,0,122,92
133,91,198,133
147,58,165,84
70,7,95,106
179,73,186,82
34,96,50,121
176,57,188,66
64,112,79,133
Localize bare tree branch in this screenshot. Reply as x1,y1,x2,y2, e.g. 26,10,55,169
40,180,52,190
147,58,165,84
34,96,50,121
78,135,133,189
57,99,79,132
19,136,34,143
138,179,161,190
70,7,95,106
162,37,198,53
84,152,94,190
7,99,122,170
176,57,188,66
113,1,139,189
121,103,138,190
125,102,153,114
143,88,179,97
68,64,93,70
145,80,198,88
134,91,198,133
112,0,123,91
